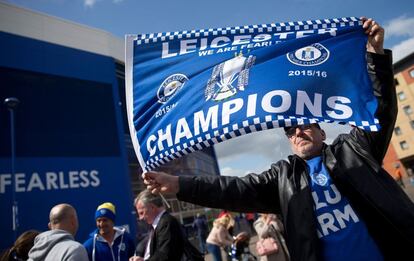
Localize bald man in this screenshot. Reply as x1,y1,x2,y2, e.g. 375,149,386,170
28,203,88,261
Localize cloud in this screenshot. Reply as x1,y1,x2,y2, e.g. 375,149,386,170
385,15,414,38
84,0,99,7
215,123,350,176
384,15,414,62
322,122,351,143
391,37,414,62
220,165,268,177
84,0,123,8
215,128,289,163
220,166,242,176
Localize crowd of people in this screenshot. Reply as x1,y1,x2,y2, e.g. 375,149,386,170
1,196,203,261
1,199,281,261
3,17,414,261
203,211,290,261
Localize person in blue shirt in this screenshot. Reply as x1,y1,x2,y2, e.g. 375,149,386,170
83,202,135,261
140,18,414,261
192,213,209,254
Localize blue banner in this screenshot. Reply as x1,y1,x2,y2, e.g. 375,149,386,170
0,33,136,249
126,17,378,171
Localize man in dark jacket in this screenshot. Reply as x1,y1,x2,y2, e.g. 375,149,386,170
130,191,204,261
130,190,185,261
141,18,414,261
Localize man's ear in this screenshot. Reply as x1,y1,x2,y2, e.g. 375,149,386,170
48,222,52,230
321,129,326,141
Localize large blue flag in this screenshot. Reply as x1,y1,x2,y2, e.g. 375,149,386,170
126,17,378,171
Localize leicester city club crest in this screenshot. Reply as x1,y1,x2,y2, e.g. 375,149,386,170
287,43,330,66
157,73,188,104
311,172,329,186
205,53,255,102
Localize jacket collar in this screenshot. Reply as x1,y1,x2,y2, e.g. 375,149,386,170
94,226,125,243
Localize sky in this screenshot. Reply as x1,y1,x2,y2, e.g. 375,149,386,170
4,0,414,176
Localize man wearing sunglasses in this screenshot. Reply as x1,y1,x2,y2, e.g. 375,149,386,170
142,18,414,261
283,123,325,160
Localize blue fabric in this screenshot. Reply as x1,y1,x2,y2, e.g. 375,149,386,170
306,156,383,261
95,208,116,222
193,217,208,236
193,217,208,253
207,243,222,261
197,234,207,255
126,17,379,171
83,229,135,261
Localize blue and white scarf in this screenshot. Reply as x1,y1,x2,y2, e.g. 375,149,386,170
125,17,378,171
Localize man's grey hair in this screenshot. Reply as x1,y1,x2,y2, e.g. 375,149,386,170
134,189,164,208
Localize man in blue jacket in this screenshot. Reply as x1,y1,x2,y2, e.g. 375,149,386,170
83,202,135,261
141,18,414,261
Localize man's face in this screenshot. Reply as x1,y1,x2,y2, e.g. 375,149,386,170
96,217,114,236
285,124,326,160
136,200,156,225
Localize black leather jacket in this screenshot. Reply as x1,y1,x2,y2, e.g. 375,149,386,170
177,51,414,261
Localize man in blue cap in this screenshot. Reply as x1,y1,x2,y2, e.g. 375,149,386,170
83,202,135,261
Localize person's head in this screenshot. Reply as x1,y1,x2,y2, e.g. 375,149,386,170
214,216,231,229
235,231,249,243
48,203,79,236
95,202,116,236
134,190,165,225
284,123,326,160
260,213,269,220
0,230,40,261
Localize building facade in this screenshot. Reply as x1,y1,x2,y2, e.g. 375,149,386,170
0,2,220,250
388,52,414,176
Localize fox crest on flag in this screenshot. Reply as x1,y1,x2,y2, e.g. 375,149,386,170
125,17,379,171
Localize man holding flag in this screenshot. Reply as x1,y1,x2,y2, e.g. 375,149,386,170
140,18,414,261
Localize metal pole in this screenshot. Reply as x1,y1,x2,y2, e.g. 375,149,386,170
4,97,20,241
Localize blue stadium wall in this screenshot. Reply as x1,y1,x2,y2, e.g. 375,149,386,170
0,31,136,249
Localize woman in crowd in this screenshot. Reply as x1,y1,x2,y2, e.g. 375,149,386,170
254,214,289,261
206,215,235,261
0,230,40,261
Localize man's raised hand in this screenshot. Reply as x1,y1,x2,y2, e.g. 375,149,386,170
142,171,180,194
361,17,385,54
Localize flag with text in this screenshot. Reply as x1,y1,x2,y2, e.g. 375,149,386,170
125,17,378,171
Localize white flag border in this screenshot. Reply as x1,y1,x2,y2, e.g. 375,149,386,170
125,34,147,171
134,17,360,46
